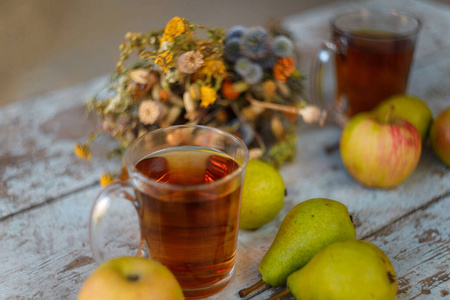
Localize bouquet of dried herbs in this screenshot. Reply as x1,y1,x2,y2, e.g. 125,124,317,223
75,17,324,183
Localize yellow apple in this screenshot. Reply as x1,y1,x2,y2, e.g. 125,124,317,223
372,94,433,142
78,256,184,300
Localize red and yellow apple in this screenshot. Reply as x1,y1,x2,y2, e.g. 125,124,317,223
78,256,184,300
340,112,422,188
430,106,450,166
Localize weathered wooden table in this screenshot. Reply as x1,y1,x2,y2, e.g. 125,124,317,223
1,1,449,299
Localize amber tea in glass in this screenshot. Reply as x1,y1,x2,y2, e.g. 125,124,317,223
135,148,241,292
334,29,415,116
89,125,248,299
310,9,421,125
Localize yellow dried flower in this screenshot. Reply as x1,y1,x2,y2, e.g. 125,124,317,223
164,17,186,37
74,143,91,161
100,172,114,187
154,50,174,73
138,100,161,125
200,85,217,108
199,58,227,79
263,80,277,101
160,33,174,44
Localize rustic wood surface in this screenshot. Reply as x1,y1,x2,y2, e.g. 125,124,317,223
1,1,449,299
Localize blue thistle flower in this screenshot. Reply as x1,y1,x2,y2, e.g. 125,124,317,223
254,50,277,69
235,57,253,77
272,35,294,57
243,63,263,85
240,27,269,60
224,37,242,62
226,25,248,39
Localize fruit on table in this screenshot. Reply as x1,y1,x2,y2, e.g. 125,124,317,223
340,112,422,188
372,94,433,141
285,240,397,300
239,159,285,230
430,106,450,166
77,256,184,300
258,198,356,287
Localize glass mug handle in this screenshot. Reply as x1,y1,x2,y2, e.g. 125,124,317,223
89,181,147,264
310,38,347,125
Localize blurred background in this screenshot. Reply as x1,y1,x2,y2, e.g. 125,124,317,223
1,0,449,107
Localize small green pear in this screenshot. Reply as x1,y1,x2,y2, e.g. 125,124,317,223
286,240,397,300
372,94,433,141
240,159,285,230
258,198,356,287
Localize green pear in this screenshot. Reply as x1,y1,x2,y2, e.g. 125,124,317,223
258,198,356,287
240,159,285,230
372,94,433,141
286,240,397,300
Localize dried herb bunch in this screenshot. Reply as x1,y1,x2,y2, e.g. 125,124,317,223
76,17,324,181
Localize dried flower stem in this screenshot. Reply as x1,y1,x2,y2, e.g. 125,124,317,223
246,93,327,126
86,131,101,146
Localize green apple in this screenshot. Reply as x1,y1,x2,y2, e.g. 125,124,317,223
239,159,285,229
77,256,184,300
430,106,450,166
340,112,422,188
372,94,433,141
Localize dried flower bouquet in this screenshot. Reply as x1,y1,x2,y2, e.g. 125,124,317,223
76,17,324,182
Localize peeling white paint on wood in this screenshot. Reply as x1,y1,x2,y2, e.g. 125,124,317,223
0,76,120,219
366,197,450,299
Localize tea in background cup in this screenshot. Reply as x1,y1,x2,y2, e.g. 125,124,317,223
310,8,421,125
89,125,248,299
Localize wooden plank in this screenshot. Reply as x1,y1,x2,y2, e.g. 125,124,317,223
1,174,448,299
1,101,449,300
1,92,448,238
0,76,120,219
1,69,449,299
0,185,140,300
365,194,450,299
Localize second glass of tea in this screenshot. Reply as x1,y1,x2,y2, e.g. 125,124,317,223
310,8,421,125
89,125,249,298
